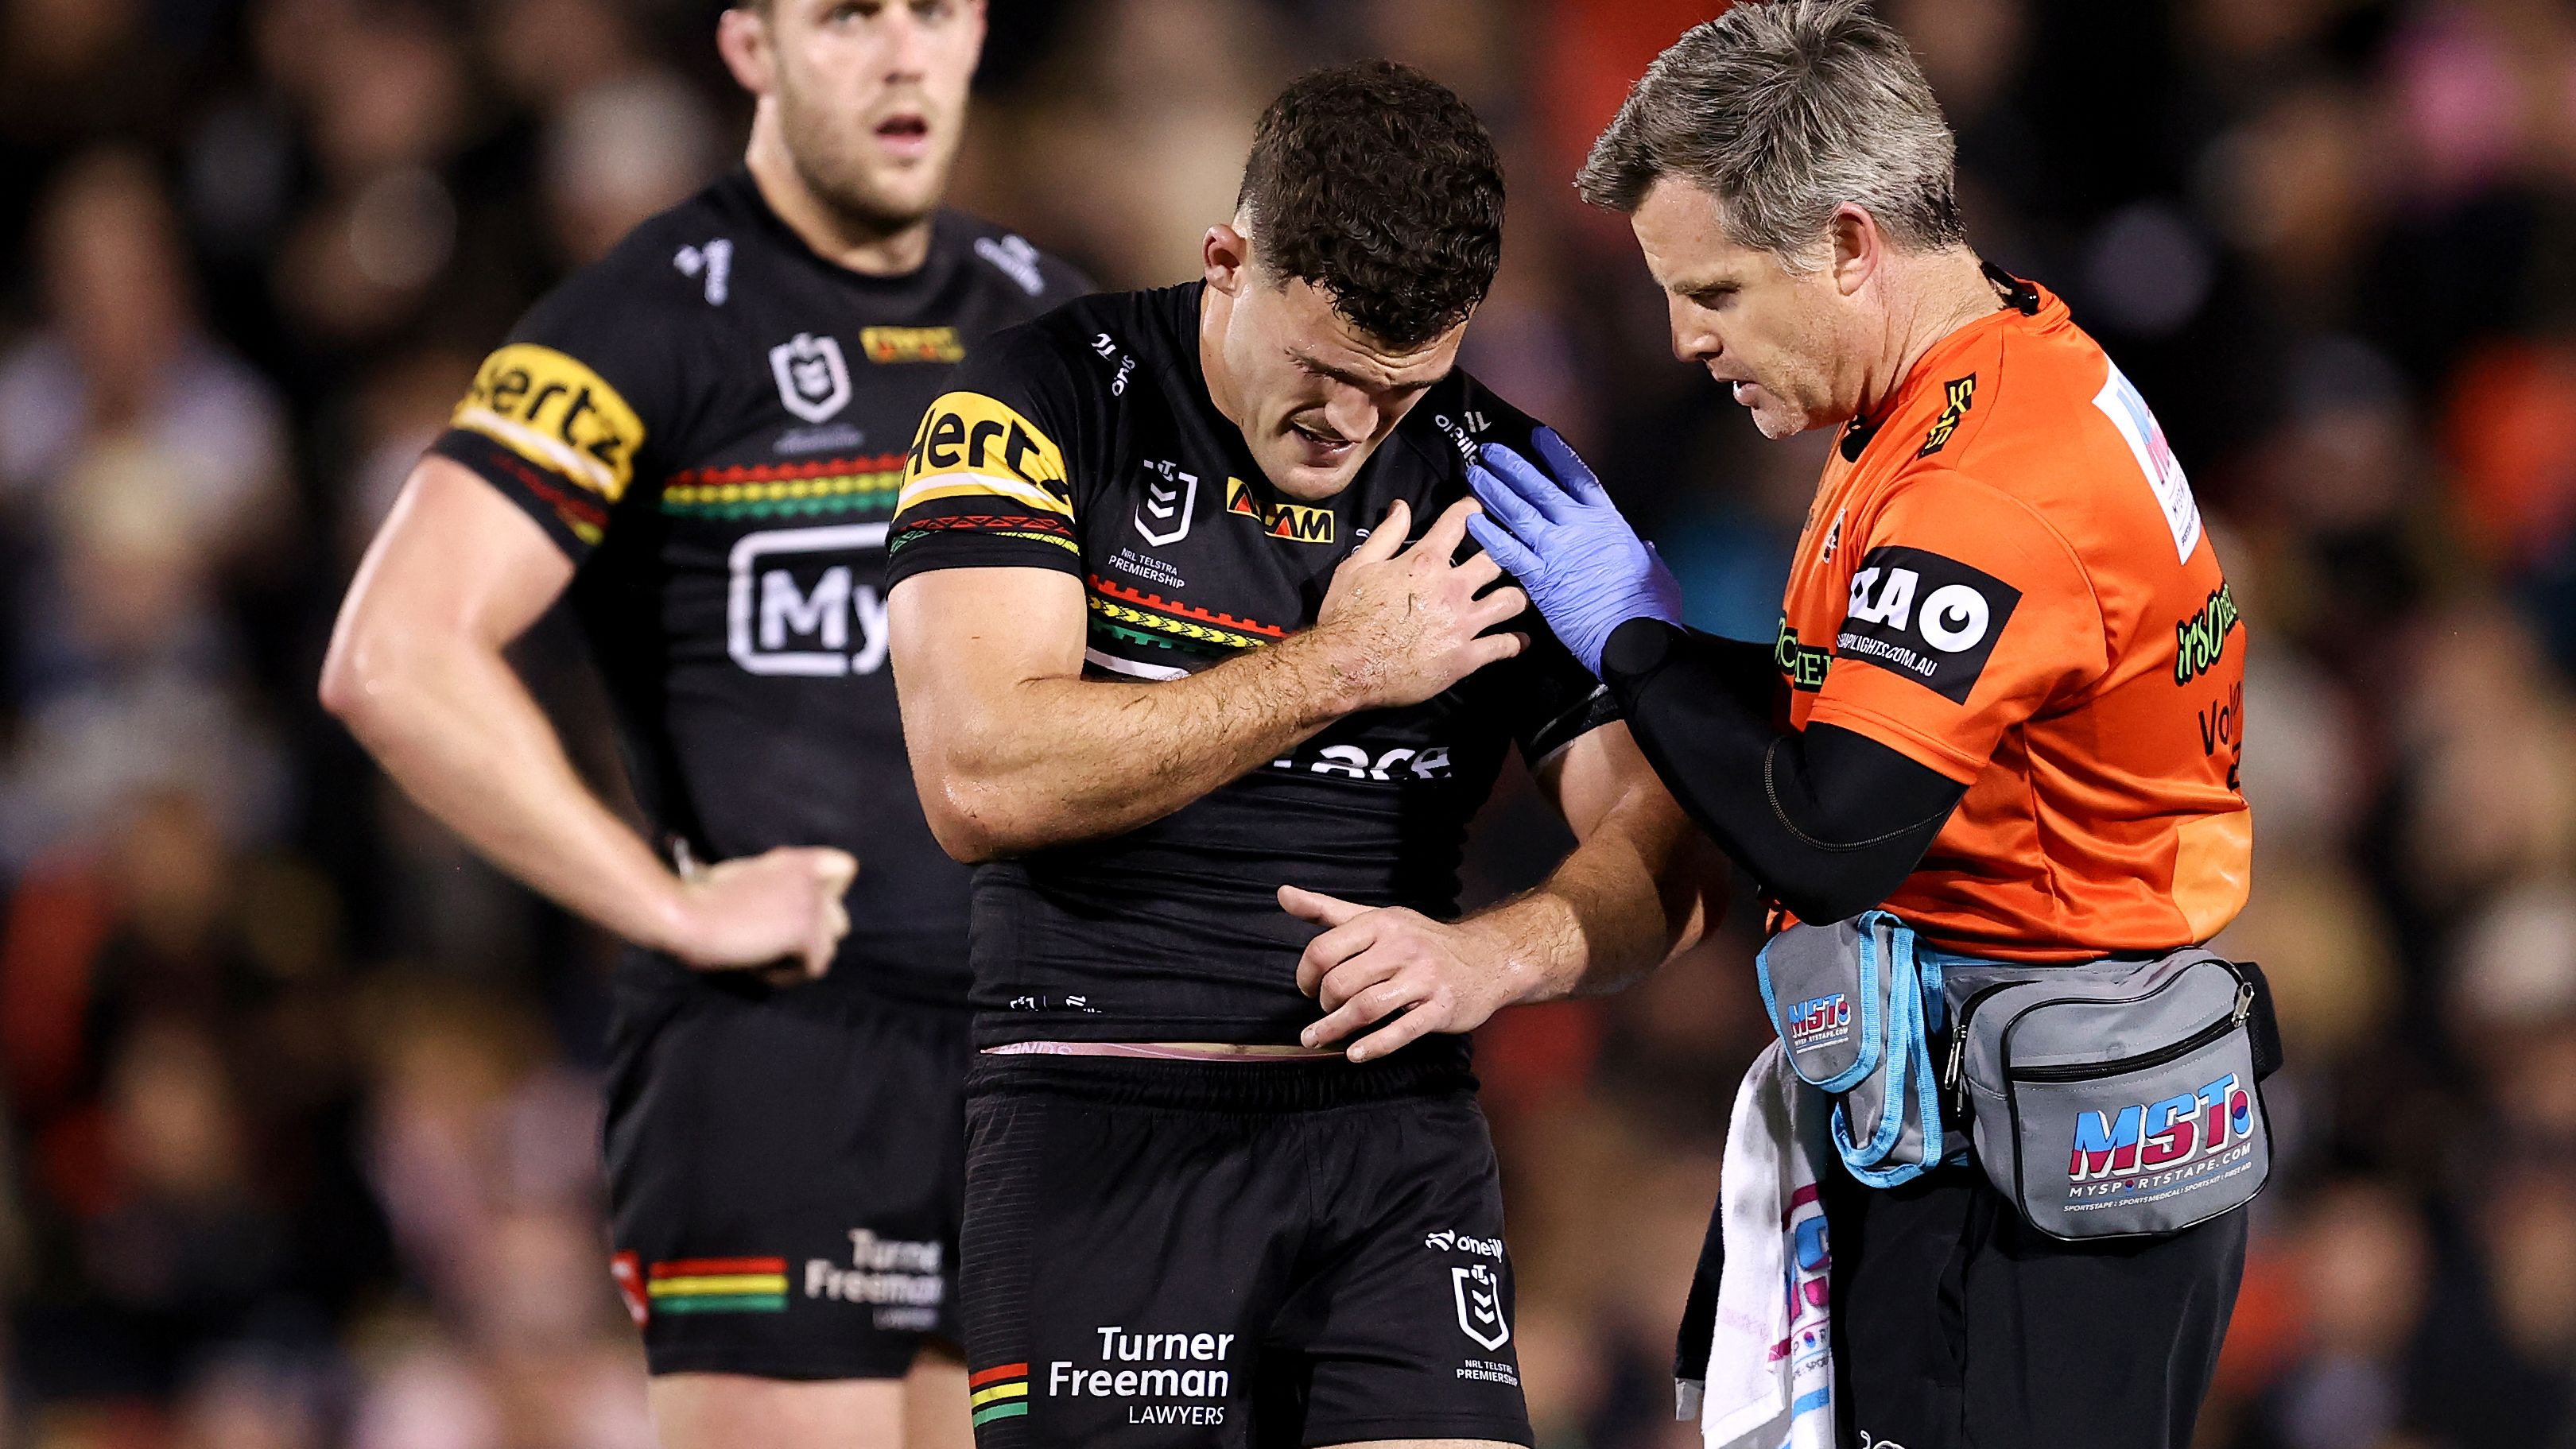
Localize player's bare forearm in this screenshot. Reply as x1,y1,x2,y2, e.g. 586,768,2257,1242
1291,723,1721,1061
323,461,698,951
326,460,854,976
893,498,1527,861
905,629,1370,859
1466,777,1712,1007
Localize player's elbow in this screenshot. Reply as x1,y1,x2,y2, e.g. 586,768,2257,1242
908,746,1037,863
319,609,435,744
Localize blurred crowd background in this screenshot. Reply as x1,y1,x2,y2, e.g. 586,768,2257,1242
0,0,2573,1446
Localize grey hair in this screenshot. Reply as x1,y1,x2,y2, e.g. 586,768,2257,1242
1577,0,1965,270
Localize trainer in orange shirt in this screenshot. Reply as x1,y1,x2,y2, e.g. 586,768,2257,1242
1465,7,2252,1449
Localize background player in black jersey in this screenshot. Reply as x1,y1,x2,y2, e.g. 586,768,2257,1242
886,64,1718,1449
319,3,1084,1448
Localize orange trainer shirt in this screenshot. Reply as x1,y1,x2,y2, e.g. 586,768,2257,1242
1771,280,2251,961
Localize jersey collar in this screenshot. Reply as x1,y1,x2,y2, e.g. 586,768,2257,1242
1841,266,2063,459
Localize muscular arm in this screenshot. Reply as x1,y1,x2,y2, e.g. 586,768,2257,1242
1294,722,1726,1061
890,497,1527,862
1599,618,1967,924
320,458,851,973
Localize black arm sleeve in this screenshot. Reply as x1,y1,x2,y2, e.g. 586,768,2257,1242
1597,617,1968,924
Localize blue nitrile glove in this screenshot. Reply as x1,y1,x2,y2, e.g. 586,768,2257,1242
1465,427,1684,676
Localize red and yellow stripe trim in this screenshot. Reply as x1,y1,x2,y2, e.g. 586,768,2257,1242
968,1363,1030,1426
646,1257,789,1314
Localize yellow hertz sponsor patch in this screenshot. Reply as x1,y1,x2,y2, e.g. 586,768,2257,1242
451,344,646,501
1224,478,1335,543
862,326,966,364
902,391,1073,518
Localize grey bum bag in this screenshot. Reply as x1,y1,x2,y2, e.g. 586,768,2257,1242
1758,911,2284,1240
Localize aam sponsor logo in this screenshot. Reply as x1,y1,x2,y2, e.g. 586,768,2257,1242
1225,478,1334,544
860,326,965,364
726,525,890,677
1835,545,2022,703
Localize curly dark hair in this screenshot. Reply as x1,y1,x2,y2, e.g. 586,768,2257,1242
1234,62,1506,352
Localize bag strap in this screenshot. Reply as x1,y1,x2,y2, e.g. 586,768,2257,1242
2231,959,2288,1081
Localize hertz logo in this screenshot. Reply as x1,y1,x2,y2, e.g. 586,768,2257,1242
452,343,646,501
1225,478,1334,544
862,326,965,364
900,391,1073,519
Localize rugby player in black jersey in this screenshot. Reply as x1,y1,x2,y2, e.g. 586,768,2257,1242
886,64,1717,1449
320,3,1083,1447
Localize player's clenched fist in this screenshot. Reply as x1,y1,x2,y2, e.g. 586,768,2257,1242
668,845,859,986
1312,496,1530,711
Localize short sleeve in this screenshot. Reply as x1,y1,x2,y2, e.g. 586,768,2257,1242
1805,468,2107,782
1441,376,1623,766
885,326,1088,588
1508,629,1623,766
425,269,675,564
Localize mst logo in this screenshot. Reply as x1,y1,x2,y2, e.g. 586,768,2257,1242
770,334,852,424
2068,1072,2256,1199
1835,545,2022,703
727,525,890,677
1786,993,1852,1052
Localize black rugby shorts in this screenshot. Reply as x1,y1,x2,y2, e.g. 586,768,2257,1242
958,1052,1534,1447
602,967,972,1380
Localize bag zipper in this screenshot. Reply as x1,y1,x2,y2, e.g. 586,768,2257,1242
2008,978,2256,1083
1943,982,2017,1118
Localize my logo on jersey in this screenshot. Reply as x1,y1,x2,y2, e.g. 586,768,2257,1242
861,327,965,364
1134,459,1199,546
726,525,890,677
1835,545,2022,703
1451,1264,1510,1351
452,344,647,502
770,334,852,423
1225,478,1334,544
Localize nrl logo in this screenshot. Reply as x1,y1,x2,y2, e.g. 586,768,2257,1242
1451,1265,1509,1351
770,333,852,424
1134,458,1198,546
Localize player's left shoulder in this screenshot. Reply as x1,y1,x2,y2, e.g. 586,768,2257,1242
938,210,1092,312
1392,367,1543,479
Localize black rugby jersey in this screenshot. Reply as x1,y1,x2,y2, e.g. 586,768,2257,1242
429,169,1086,1008
884,283,1619,1045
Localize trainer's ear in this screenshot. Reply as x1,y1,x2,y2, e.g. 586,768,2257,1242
717,5,776,100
